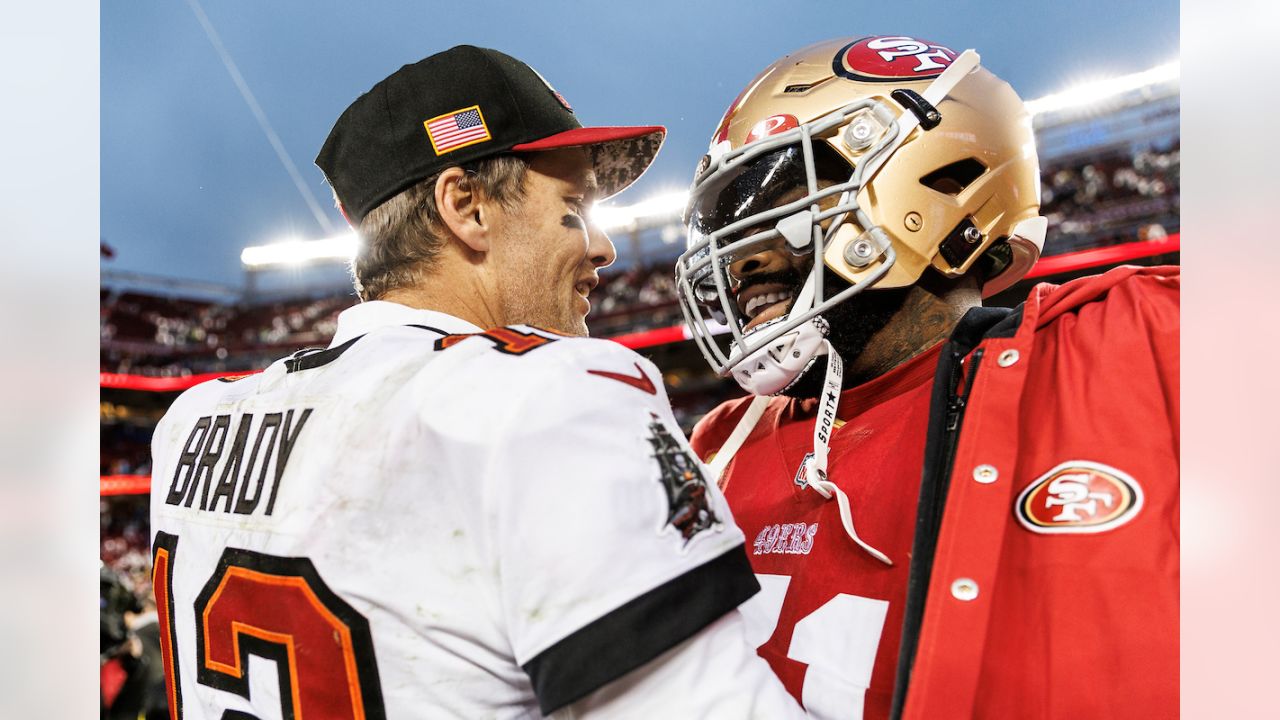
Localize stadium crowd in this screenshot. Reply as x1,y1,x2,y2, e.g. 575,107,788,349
1040,140,1179,253
100,495,167,719
100,140,1179,377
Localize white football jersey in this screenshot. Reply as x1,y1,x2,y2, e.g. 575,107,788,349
148,301,760,719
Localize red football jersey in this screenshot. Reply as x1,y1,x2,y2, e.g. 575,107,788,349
692,343,943,719
694,266,1179,720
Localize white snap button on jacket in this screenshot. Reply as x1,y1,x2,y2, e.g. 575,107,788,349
951,578,979,601
973,464,998,484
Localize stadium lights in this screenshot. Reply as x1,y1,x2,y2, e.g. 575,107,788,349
242,59,1179,269
580,60,1182,234
241,232,358,268
593,191,689,233
1023,59,1179,117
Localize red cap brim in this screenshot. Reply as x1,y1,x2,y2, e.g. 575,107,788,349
513,126,666,200
511,125,665,151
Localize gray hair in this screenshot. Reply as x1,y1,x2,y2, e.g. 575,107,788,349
350,155,529,301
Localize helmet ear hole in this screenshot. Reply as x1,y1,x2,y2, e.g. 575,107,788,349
973,239,1013,286
920,158,987,196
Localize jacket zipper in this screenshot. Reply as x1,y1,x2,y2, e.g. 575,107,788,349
889,345,984,720
942,347,983,472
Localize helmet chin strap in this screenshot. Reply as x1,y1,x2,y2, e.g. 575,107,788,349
710,317,893,566
800,340,893,565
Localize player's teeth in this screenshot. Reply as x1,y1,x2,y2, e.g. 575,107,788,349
745,290,797,320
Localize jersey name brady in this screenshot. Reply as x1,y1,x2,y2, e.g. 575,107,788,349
150,302,758,719
163,408,312,515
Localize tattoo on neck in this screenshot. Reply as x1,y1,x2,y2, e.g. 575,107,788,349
844,289,965,386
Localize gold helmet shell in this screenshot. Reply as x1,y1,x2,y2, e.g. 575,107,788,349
676,36,1046,390
707,36,1043,295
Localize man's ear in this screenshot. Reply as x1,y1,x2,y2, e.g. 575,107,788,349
436,167,492,253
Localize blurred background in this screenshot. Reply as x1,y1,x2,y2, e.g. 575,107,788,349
97,2,1177,717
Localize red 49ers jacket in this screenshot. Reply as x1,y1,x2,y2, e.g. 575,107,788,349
694,265,1179,719
892,264,1179,718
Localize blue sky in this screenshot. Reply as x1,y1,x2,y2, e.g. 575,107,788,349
101,0,1178,287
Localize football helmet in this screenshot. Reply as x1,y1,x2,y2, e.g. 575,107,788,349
676,36,1046,395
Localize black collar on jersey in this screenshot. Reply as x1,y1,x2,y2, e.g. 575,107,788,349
284,335,364,373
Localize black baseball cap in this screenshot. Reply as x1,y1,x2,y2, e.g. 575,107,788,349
316,45,666,225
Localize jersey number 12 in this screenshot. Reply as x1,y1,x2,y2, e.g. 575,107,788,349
152,532,386,719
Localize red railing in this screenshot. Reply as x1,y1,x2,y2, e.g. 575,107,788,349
99,235,1179,495
1024,234,1179,280
100,235,1180,395
101,474,151,496
99,370,257,392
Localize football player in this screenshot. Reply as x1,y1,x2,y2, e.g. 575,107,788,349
682,36,1178,719
149,46,803,718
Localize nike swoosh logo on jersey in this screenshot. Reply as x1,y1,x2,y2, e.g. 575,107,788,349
586,363,656,395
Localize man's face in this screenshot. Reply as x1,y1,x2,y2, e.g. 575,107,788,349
725,183,828,334
490,147,615,336
723,180,912,396
689,145,846,335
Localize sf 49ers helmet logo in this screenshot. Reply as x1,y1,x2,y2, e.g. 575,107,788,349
833,36,958,82
1015,460,1144,534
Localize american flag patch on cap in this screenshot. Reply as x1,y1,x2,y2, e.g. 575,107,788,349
423,105,492,155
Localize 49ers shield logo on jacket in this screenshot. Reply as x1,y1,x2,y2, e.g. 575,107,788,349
1015,460,1144,534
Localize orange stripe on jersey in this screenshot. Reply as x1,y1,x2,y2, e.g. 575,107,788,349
434,327,559,355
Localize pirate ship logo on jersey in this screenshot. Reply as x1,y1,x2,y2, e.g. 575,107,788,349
646,413,718,543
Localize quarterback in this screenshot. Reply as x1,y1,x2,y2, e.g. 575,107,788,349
149,46,803,718
682,37,1178,719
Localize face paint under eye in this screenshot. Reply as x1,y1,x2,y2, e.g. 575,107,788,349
561,213,586,230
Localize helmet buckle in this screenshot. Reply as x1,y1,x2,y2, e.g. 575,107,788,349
890,88,943,130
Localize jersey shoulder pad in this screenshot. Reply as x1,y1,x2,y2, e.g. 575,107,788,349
521,329,661,399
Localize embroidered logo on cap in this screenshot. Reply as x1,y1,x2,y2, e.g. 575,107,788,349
424,105,492,155
1015,460,1144,534
528,66,573,112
